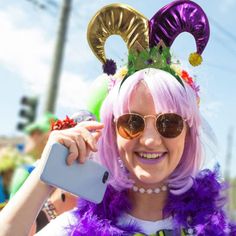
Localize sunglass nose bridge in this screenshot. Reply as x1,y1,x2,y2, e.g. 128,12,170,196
142,114,158,121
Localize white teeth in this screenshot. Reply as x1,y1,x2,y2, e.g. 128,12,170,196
139,152,162,159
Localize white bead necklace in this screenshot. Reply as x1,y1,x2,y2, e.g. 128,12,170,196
132,185,168,194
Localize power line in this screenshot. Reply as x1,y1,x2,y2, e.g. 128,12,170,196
26,0,46,10
25,0,58,16
45,0,58,9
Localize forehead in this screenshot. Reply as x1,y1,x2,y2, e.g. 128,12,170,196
129,81,156,115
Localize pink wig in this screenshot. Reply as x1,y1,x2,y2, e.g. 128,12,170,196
97,68,202,195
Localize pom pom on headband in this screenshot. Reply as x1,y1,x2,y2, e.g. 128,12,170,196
102,59,117,76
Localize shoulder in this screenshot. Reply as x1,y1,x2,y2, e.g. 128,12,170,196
35,209,77,236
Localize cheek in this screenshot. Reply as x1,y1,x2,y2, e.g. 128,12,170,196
165,132,187,161
116,136,135,159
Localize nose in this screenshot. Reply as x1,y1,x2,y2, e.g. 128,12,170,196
139,119,162,147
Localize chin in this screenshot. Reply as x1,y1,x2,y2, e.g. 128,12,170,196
134,169,167,185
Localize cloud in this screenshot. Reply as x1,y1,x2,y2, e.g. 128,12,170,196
58,71,91,110
0,9,53,92
0,5,97,112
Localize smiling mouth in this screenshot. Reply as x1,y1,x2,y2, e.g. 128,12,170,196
136,152,168,160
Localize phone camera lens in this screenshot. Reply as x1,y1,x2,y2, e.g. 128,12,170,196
102,171,109,183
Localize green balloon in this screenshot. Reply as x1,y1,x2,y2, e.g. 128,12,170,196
87,74,109,121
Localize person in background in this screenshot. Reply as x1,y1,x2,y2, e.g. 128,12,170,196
9,112,58,197
0,147,33,210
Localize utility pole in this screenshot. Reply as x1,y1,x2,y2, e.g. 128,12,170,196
44,0,72,113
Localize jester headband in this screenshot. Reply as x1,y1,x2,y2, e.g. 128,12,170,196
87,0,210,120
88,0,209,68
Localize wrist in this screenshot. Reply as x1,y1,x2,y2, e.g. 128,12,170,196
33,165,55,195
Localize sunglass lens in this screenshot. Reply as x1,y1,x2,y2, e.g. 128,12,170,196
117,114,144,139
157,113,184,138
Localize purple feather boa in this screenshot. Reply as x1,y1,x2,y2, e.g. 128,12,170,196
69,186,141,235
68,168,236,236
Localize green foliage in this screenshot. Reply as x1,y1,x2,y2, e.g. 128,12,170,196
126,46,184,87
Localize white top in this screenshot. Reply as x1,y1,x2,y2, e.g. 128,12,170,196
35,210,173,235
118,213,173,234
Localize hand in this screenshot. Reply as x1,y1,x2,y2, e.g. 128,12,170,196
45,121,104,165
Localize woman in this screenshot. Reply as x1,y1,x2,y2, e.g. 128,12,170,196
0,1,235,235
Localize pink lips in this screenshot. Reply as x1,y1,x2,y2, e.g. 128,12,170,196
136,152,167,165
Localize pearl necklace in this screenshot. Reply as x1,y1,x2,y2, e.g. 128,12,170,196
132,185,168,194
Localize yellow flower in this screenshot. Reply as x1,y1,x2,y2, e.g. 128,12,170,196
170,64,182,76
116,67,128,79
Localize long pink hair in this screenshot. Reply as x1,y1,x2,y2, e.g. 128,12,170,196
97,68,202,195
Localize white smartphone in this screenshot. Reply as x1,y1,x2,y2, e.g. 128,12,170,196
40,142,109,204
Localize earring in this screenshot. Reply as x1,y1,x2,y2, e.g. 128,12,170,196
117,157,125,170
117,157,130,174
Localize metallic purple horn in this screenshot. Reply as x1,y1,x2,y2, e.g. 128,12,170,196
149,0,210,66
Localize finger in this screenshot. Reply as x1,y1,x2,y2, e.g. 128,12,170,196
76,121,104,132
74,135,87,164
85,149,91,158
77,128,98,152
61,138,79,165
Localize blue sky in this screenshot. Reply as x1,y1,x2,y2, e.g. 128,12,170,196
0,0,236,177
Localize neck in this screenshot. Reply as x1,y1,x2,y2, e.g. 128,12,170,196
128,185,168,221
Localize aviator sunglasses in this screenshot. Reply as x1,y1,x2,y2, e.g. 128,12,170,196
115,113,185,140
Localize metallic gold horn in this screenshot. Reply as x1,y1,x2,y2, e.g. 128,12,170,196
87,4,149,64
